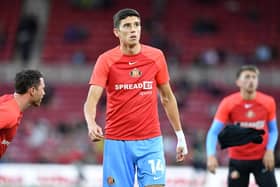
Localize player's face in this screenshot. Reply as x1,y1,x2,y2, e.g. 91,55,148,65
114,16,141,46
31,78,46,107
236,70,258,93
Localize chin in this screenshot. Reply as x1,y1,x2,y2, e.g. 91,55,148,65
32,102,41,107
128,40,139,45
247,89,256,94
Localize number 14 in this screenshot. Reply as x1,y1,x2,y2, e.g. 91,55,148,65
148,159,164,174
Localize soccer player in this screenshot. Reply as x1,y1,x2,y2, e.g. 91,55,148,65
0,69,45,158
206,65,278,187
84,8,188,187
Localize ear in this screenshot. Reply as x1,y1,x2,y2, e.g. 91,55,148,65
113,28,119,38
235,79,240,87
28,87,36,96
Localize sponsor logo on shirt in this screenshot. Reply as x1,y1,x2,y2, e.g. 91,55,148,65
239,120,265,129
244,104,253,108
1,139,10,145
128,61,137,65
115,81,153,90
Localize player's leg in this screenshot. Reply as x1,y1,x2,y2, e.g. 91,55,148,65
103,139,135,187
251,160,277,187
130,136,166,187
227,159,250,187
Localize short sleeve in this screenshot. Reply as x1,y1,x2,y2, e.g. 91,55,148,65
0,109,15,129
89,54,110,87
268,97,277,121
155,51,170,85
214,98,230,123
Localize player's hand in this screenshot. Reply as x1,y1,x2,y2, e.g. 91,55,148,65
263,150,275,171
175,130,188,162
207,155,218,174
176,146,188,162
87,123,104,142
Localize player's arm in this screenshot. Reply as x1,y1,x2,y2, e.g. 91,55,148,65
158,83,188,162
206,97,229,174
266,118,278,151
263,98,279,171
84,85,104,142
0,110,14,129
206,119,224,174
206,119,224,156
263,118,278,171
0,117,9,129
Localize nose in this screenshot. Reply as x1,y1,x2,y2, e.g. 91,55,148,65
249,76,256,81
130,27,137,33
131,24,139,32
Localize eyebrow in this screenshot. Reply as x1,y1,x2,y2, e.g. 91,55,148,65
124,21,139,25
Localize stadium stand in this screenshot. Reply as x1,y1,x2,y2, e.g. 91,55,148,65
1,0,280,166
41,0,280,66
42,0,151,63
0,0,22,61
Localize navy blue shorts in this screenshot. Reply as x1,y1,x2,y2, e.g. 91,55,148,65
228,159,277,187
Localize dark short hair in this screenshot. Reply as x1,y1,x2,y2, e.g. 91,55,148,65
236,65,260,79
15,69,43,94
113,8,140,28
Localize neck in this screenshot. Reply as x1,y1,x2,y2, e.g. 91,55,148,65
120,43,141,55
240,90,256,100
14,93,31,112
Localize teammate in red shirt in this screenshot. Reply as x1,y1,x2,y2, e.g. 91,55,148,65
84,8,188,187
206,65,278,187
0,70,45,158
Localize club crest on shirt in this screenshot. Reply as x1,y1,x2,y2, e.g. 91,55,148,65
246,110,255,118
130,68,142,78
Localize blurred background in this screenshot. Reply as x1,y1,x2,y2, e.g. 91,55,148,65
0,0,279,186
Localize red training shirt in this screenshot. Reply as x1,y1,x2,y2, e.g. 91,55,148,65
0,94,23,158
214,91,276,160
89,45,170,140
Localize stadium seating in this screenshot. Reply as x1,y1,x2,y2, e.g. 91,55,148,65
0,0,22,61
23,84,88,125
41,0,279,66
2,0,280,164
42,0,151,63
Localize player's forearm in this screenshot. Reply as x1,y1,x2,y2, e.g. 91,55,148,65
206,130,218,156
84,85,103,128
84,100,98,128
161,93,182,131
206,120,224,156
266,119,278,150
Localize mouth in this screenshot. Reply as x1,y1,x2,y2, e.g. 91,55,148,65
38,97,43,104
248,83,254,88
129,35,137,39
